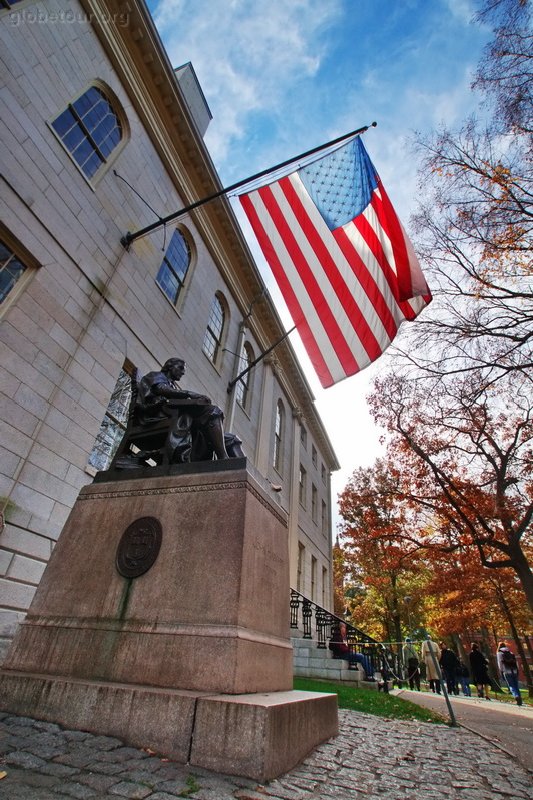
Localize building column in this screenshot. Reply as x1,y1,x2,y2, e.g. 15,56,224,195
288,408,303,589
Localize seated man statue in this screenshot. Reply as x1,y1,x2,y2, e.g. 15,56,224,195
135,357,237,464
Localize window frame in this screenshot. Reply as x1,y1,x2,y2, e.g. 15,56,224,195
298,464,307,508
311,483,318,523
273,399,284,474
49,81,128,185
297,542,305,593
311,555,317,601
87,360,135,473
0,229,37,317
321,499,328,536
202,292,228,367
235,341,254,411
156,226,194,309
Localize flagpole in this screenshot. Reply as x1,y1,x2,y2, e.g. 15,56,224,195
121,122,377,248
227,325,297,394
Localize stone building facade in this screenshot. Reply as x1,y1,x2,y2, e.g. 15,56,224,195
0,0,339,660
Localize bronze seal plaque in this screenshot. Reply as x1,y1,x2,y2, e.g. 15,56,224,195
116,516,162,578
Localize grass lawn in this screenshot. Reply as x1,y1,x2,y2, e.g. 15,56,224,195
490,687,532,706
294,677,447,724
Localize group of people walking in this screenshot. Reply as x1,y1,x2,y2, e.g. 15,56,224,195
401,637,523,706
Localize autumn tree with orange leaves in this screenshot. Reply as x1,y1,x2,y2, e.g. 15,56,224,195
367,374,533,614
338,459,429,644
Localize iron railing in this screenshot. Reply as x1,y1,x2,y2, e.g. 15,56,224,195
290,589,401,685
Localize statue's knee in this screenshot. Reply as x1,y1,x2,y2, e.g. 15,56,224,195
224,433,245,459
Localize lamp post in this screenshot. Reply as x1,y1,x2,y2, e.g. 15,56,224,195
404,595,412,638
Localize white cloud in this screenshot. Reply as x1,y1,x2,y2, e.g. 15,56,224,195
152,0,342,165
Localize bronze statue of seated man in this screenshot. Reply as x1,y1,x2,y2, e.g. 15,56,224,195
114,357,244,468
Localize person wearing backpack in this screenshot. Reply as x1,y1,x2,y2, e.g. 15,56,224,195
496,641,523,706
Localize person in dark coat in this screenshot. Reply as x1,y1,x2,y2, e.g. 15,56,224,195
456,659,471,696
439,642,460,695
469,642,491,700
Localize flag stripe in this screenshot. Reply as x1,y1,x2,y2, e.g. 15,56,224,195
267,176,399,376
277,177,384,363
373,180,413,299
334,220,402,340
238,136,431,387
253,180,358,383
240,191,336,386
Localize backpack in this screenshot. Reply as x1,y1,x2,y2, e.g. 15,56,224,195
501,649,517,670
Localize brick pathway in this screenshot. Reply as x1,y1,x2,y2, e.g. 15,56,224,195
1,709,531,799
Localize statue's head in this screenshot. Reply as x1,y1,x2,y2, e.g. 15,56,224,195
162,357,186,374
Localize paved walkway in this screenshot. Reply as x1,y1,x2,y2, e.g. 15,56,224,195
1,708,532,800
392,688,533,772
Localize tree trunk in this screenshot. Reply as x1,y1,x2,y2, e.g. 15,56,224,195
496,587,532,691
523,633,533,699
480,627,500,691
509,542,533,614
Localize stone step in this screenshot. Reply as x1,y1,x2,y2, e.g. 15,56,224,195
291,636,380,688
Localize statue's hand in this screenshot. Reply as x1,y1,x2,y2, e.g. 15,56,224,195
187,392,210,403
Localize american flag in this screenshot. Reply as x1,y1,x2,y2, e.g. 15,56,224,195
239,136,431,388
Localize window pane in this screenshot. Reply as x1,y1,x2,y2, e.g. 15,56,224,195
88,366,132,471
82,151,104,180
51,107,78,137
156,262,180,304
63,124,86,152
52,86,122,178
274,401,283,472
0,242,27,305
236,346,251,407
156,230,191,305
88,415,125,472
203,296,225,363
202,329,217,361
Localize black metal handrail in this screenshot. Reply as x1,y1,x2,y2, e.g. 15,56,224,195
290,589,377,674
289,589,401,687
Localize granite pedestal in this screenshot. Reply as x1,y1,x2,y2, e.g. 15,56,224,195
0,462,338,780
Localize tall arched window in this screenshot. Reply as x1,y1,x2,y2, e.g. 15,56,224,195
88,362,134,471
235,342,254,409
203,293,226,364
51,84,125,179
273,399,284,473
156,228,192,306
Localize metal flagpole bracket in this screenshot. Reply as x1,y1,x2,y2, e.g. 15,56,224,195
227,325,297,394
120,122,377,249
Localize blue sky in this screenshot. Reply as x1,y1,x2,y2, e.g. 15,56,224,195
147,0,491,527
